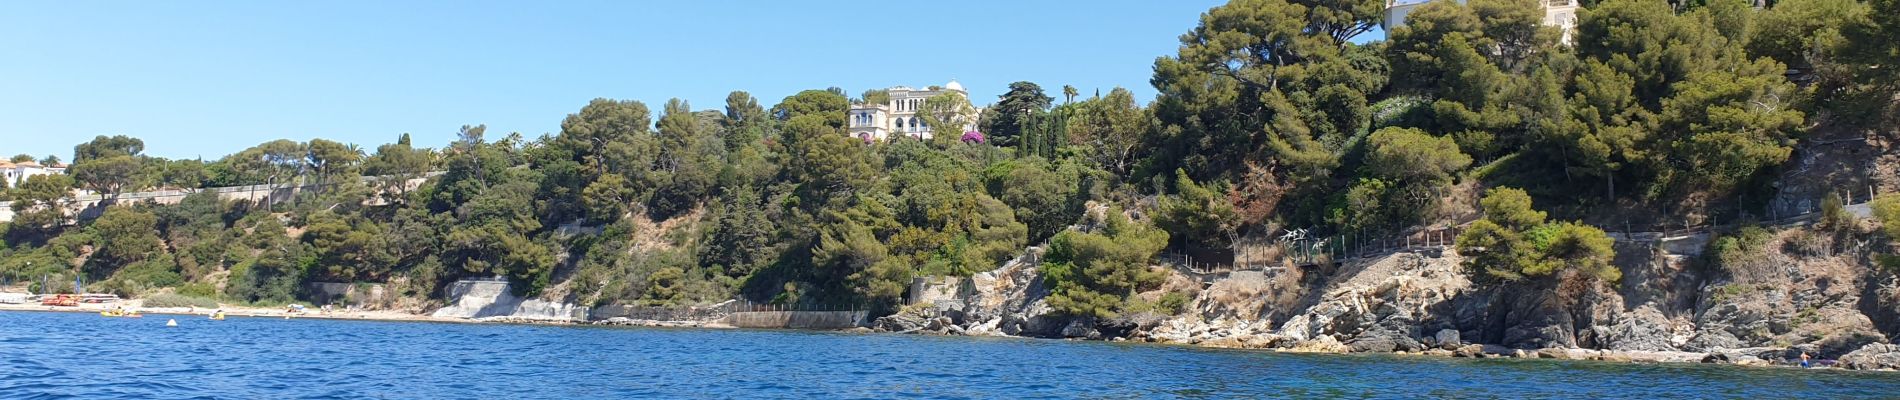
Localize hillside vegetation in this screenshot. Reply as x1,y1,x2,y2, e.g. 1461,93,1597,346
2,0,1896,317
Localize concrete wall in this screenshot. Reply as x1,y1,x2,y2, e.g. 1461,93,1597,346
720,311,869,330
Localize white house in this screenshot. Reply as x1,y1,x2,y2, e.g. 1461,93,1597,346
0,161,67,188
848,80,983,142
1383,0,1579,44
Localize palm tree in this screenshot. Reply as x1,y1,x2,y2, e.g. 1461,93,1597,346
1062,85,1078,105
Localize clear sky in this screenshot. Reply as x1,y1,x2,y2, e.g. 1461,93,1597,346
0,0,1227,160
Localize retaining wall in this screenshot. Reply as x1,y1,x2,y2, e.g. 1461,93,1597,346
720,311,868,329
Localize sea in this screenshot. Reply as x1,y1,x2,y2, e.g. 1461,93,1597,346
1,310,1896,399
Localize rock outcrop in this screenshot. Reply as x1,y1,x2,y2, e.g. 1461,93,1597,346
431,279,587,321
890,221,1900,367
1840,343,1900,370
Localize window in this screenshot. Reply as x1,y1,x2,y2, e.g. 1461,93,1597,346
896,119,904,129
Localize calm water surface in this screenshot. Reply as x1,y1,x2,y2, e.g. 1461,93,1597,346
1,310,1896,399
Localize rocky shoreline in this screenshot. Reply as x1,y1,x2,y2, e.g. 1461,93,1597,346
869,234,1900,371
871,307,1900,370
11,292,1898,371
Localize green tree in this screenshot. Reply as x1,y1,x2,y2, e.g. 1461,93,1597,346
786,118,875,204
651,98,727,218
722,91,770,150
582,173,635,222
543,99,656,223
988,158,1086,242
1656,58,1803,196
1147,0,1384,189
304,138,363,189
152,158,208,190
702,187,777,278
363,134,435,201
771,89,849,131
1069,87,1149,175
1746,0,1867,71
8,154,32,163
1155,169,1240,251
1871,194,1900,239
72,135,144,164
859,88,891,106
916,91,977,142
4,174,76,244
86,207,165,280
1362,127,1472,187
1520,222,1619,281
642,266,685,305
811,217,895,305
1574,0,1726,108
1457,187,1617,282
1815,0,1898,125
1042,208,1170,319
1387,0,1485,92
979,81,1053,147
1343,127,1472,228
71,155,143,198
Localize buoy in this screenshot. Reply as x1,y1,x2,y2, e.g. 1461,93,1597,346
166,319,178,327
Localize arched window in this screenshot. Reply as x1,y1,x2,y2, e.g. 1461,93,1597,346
909,117,919,131
895,119,904,129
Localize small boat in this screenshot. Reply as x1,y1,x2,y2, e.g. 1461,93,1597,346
100,310,143,318
209,311,227,320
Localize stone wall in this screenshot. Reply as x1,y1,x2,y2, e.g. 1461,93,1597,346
720,311,868,329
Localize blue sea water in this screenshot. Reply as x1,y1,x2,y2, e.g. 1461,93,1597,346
1,310,1896,399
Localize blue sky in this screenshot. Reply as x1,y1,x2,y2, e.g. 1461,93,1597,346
0,1,1227,160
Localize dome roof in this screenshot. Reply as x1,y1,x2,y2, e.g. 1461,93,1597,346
944,80,964,92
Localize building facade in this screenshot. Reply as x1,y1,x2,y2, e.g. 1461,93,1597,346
847,80,982,142
0,161,67,188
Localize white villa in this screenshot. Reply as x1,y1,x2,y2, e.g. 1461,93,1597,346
1384,0,1580,44
848,80,983,141
0,161,67,188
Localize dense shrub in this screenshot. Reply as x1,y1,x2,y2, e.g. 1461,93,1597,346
1042,208,1170,319
1458,187,1619,282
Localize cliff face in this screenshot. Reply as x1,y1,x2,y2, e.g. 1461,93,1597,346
885,224,1900,368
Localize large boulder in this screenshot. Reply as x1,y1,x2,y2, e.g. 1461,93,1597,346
1433,328,1462,349
1597,305,1682,351
871,310,931,333
1839,343,1900,370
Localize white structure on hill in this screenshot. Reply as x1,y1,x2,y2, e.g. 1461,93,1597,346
0,161,67,188
1384,0,1579,44
848,80,982,141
